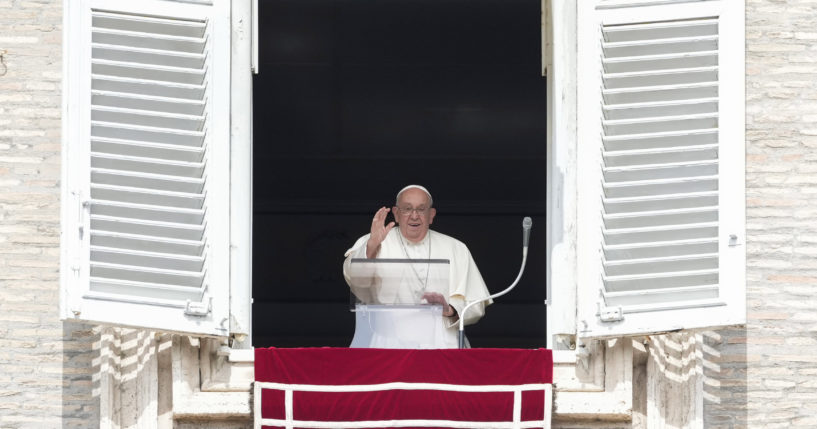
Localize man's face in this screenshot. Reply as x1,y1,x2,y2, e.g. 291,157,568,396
393,188,436,243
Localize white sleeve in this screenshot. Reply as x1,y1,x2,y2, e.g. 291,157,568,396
445,244,491,328
343,234,373,287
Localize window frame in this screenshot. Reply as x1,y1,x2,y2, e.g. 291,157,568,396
61,0,744,348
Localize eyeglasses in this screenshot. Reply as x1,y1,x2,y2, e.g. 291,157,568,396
396,206,429,216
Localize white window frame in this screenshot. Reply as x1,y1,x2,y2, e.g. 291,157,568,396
545,0,580,350
228,0,254,342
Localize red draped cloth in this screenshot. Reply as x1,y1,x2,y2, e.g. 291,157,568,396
254,347,553,428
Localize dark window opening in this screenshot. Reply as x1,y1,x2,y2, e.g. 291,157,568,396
252,0,547,348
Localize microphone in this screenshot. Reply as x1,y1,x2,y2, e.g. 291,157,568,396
458,216,533,348
522,217,532,249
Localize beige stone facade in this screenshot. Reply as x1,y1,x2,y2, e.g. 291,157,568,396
2,0,817,427
0,1,98,427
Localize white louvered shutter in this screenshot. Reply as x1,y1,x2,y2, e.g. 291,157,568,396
576,0,745,339
61,0,231,336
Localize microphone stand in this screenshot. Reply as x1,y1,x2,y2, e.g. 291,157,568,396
458,217,532,349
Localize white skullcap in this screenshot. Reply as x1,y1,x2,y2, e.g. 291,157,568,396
396,184,433,207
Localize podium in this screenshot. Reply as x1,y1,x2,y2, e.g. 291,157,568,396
347,258,455,348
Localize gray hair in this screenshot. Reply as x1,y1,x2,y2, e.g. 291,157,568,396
395,184,433,207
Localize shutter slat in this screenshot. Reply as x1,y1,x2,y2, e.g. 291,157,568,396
603,269,718,292
603,160,717,182
602,285,719,306
91,184,205,210
603,206,717,228
91,169,204,193
603,129,717,151
604,144,718,167
603,238,718,260
92,28,206,54
603,67,718,89
91,246,205,272
92,11,206,38
87,282,202,303
91,151,205,177
603,35,718,57
603,253,717,276
612,298,726,315
91,183,205,201
90,262,204,287
92,44,206,69
90,200,205,225
91,214,205,241
602,18,718,42
92,75,205,100
603,83,717,104
605,142,718,156
604,99,718,120
92,91,206,116
603,176,717,198
92,122,204,147
603,52,717,73
92,106,206,131
603,114,718,136
603,191,718,213
92,60,206,85
602,111,718,124
86,282,202,303
603,222,717,246
92,138,205,163
91,231,204,257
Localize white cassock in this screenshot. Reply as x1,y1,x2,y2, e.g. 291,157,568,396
343,228,492,348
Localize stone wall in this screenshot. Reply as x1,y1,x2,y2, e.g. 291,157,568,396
0,0,98,428
702,0,817,427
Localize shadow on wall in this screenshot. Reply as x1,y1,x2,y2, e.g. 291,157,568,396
702,328,748,428
67,327,252,428
631,330,747,427
62,322,100,428
63,324,169,428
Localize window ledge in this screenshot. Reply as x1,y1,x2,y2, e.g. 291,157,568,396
174,391,252,419
228,347,254,363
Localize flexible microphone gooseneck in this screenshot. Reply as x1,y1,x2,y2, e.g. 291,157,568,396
458,217,532,348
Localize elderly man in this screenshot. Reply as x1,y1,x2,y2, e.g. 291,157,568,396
343,184,491,348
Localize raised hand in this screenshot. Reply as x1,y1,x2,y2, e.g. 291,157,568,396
366,207,395,259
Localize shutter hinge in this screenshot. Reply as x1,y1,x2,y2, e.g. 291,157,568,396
71,257,81,276
69,256,82,316
79,199,90,239
597,303,624,323
729,233,742,247
184,298,212,317
71,191,90,239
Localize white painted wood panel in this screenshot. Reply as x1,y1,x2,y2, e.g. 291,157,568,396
62,0,232,336
577,0,745,339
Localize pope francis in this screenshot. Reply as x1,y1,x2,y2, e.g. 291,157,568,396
343,185,492,348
